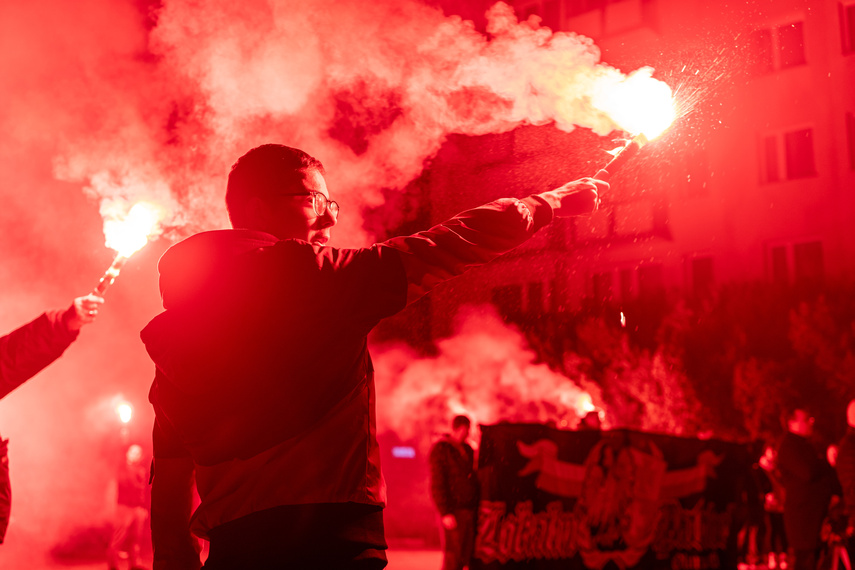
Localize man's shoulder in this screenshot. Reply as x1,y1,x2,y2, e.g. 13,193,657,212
430,437,454,452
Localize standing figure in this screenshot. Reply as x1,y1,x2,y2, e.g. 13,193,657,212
429,415,480,570
759,444,789,569
835,399,855,562
108,444,150,570
776,408,837,570
142,144,606,569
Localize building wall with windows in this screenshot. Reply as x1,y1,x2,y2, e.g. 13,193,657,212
422,0,855,335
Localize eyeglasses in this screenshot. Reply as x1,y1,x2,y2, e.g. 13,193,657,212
280,191,340,219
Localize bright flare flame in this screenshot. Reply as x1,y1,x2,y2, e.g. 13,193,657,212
593,67,677,140
578,392,596,414
103,201,162,258
117,402,133,424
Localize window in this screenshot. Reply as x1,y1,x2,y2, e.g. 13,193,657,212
750,21,806,74
778,22,807,68
840,2,855,53
767,242,823,287
760,128,816,182
784,129,816,179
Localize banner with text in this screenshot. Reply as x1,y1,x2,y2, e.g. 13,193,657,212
473,424,755,570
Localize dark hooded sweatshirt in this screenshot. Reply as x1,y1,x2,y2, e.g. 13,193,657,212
141,195,553,565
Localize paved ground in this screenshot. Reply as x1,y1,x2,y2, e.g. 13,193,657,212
0,548,443,570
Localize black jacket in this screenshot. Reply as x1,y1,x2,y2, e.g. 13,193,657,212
776,431,837,549
429,436,479,516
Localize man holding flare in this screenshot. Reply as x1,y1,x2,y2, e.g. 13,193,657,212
142,143,607,569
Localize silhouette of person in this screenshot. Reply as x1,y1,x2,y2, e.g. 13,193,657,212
429,415,479,570
142,144,606,569
108,443,150,570
776,408,837,570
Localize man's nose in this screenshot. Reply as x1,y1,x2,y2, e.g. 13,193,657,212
319,210,337,228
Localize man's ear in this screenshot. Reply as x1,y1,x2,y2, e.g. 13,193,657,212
243,196,270,230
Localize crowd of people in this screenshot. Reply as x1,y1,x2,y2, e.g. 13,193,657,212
733,405,855,570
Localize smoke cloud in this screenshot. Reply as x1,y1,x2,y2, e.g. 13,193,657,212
52,0,647,245
0,0,664,563
374,305,602,451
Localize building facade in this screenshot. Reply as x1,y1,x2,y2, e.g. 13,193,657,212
418,0,855,338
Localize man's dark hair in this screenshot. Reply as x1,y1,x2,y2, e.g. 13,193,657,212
226,144,325,228
451,415,471,430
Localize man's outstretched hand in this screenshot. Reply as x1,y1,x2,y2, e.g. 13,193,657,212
538,174,609,218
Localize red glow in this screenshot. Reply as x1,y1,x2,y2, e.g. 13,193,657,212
117,402,133,424
591,67,677,139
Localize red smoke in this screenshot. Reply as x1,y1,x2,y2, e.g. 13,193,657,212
0,0,662,564
374,305,603,452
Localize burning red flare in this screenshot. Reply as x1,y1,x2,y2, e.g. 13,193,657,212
92,201,163,296
591,67,677,177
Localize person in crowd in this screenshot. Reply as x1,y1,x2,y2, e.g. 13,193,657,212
741,450,770,569
141,143,607,569
835,399,855,560
0,294,104,544
759,444,789,569
776,408,837,570
108,443,150,570
429,415,479,570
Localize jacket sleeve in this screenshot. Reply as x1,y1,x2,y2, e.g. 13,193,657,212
429,443,452,516
0,310,79,400
0,437,9,544
151,384,203,570
837,436,855,520
383,196,553,304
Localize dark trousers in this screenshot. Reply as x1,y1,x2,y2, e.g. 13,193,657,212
204,502,387,570
440,509,475,570
768,512,789,553
792,548,817,570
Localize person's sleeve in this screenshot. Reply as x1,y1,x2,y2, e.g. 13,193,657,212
837,442,855,517
0,310,79,399
0,437,10,544
151,411,202,570
382,196,553,304
429,443,453,516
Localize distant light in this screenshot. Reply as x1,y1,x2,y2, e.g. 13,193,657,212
117,402,133,424
392,446,416,459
